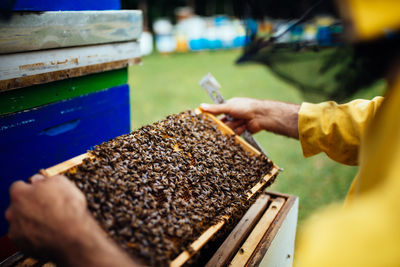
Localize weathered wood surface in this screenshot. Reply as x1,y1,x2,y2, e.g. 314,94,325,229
0,11,142,54
0,41,141,92
249,195,298,267
44,109,280,267
229,197,285,267
0,58,140,92
205,193,271,267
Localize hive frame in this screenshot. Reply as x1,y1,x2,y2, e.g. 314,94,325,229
43,108,280,266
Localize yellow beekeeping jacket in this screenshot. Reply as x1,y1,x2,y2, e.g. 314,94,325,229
295,77,400,266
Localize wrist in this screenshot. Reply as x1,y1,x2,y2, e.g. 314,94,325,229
55,213,101,266
257,100,300,138
57,213,136,267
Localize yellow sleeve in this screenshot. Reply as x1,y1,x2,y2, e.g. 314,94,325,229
298,97,384,165
295,164,400,267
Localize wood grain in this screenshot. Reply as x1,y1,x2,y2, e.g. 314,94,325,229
0,41,141,91
205,193,271,267
0,11,142,54
229,197,285,267
247,194,298,266
0,58,140,92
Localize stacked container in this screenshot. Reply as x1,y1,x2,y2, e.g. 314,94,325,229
0,0,142,259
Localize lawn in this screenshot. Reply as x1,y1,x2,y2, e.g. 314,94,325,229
128,49,379,225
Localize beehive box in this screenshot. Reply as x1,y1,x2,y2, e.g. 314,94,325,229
42,109,280,266
0,10,142,245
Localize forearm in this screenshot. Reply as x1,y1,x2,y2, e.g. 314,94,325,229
58,215,142,267
256,100,300,139
6,175,143,267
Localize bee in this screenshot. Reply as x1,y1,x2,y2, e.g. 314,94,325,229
63,110,275,266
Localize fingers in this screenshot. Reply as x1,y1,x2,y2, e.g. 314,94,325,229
30,174,45,184
7,181,30,226
31,174,72,186
225,119,245,130
52,175,77,187
200,103,230,115
201,98,256,121
9,181,30,202
51,175,87,205
223,119,249,135
5,207,12,221
7,224,18,244
234,124,247,135
51,175,68,182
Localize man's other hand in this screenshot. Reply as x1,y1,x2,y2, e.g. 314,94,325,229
200,97,300,138
5,174,88,259
5,174,141,267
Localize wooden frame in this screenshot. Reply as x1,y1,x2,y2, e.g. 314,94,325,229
246,192,298,267
205,192,272,267
42,108,280,266
229,196,285,266
211,192,297,267
205,192,298,267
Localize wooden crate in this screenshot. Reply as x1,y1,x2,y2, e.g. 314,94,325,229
0,8,143,262
41,109,280,266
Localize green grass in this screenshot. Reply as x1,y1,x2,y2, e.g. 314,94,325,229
128,50,362,224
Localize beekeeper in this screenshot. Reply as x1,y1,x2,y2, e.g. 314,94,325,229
5,0,400,266
202,0,400,265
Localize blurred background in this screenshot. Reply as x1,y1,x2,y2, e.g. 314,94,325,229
121,0,386,226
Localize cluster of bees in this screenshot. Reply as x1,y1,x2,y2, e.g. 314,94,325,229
65,110,274,266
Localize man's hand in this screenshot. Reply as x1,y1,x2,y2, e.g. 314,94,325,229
6,175,141,267
6,174,88,259
200,97,300,139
